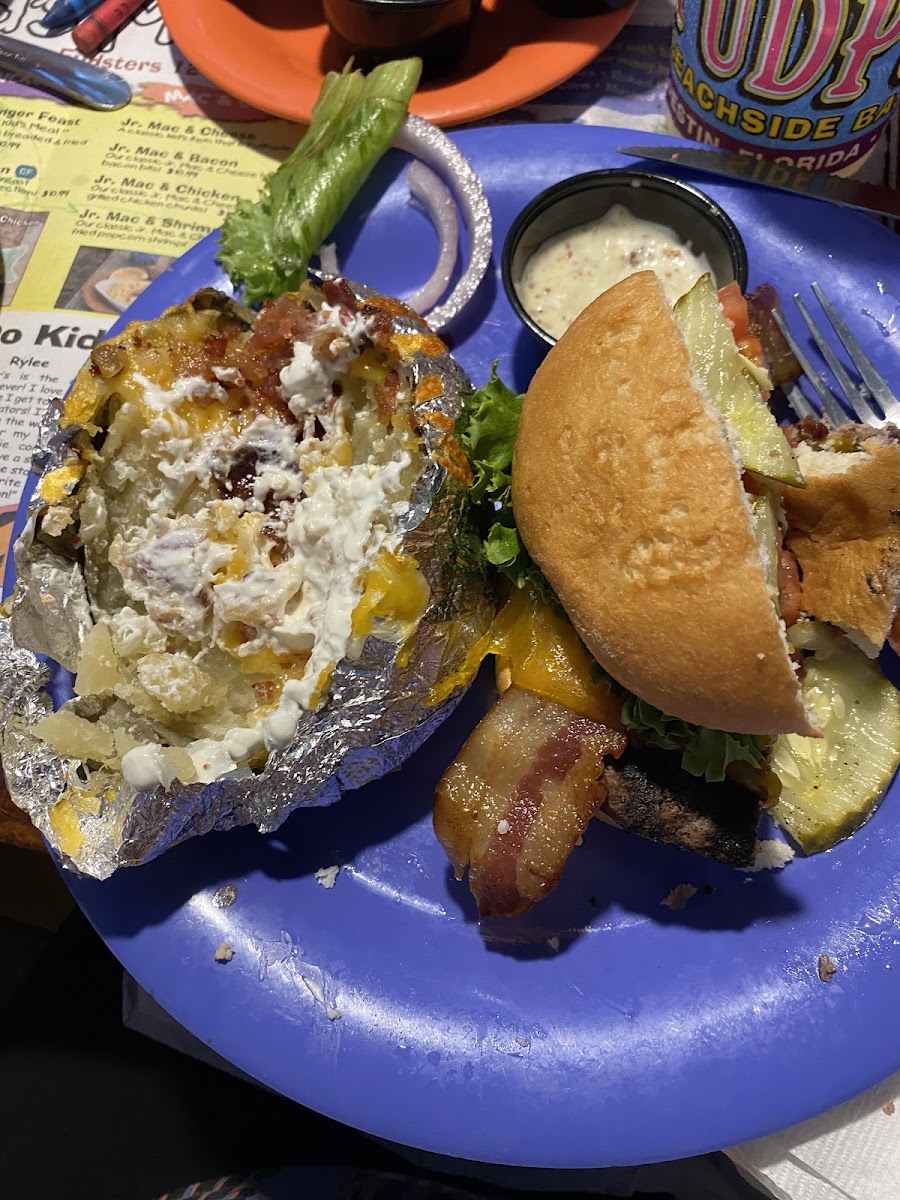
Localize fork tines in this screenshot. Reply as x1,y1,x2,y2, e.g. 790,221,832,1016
776,284,900,427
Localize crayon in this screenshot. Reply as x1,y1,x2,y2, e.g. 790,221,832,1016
72,0,146,55
42,0,104,32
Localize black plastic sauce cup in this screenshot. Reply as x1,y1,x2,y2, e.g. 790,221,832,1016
501,168,749,347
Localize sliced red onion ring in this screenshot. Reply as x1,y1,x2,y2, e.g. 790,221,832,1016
405,160,459,316
394,113,492,332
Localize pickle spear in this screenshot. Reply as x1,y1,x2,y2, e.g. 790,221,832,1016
674,274,803,487
771,622,900,852
747,490,780,604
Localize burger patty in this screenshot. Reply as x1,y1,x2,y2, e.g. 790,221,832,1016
601,745,761,868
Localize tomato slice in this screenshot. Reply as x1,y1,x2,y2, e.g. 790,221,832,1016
718,281,765,367
718,280,750,339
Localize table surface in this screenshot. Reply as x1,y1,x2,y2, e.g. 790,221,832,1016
1,4,900,1192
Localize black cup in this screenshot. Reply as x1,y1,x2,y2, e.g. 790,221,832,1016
501,168,749,347
323,0,481,82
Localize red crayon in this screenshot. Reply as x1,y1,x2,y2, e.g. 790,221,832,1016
73,0,146,55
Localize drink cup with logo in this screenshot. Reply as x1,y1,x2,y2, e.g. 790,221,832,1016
668,0,900,175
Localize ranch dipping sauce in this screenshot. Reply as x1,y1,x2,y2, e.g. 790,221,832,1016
520,203,712,340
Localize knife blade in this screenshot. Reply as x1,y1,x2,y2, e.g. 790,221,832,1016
618,144,900,223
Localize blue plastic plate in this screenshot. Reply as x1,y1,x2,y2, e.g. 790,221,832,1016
8,126,900,1168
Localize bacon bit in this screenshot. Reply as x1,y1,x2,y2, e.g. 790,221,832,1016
778,546,802,628
362,306,395,343
415,375,444,403
375,369,401,424
434,686,626,918
204,333,230,360
253,680,279,703
218,449,258,501
784,415,829,448
226,294,320,414
324,276,362,313
170,338,220,382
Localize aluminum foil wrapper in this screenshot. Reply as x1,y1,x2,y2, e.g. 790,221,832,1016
0,279,492,879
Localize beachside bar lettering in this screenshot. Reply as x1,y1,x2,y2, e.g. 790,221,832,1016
669,0,900,171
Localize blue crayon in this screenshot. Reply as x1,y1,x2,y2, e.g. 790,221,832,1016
41,0,104,32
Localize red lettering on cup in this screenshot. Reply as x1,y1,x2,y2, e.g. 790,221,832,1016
743,0,845,100
699,0,755,79
824,0,900,103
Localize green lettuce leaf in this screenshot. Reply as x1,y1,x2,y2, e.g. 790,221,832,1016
219,58,420,306
455,365,555,602
620,694,767,783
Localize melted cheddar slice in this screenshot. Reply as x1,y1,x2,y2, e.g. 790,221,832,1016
352,549,430,666
432,585,623,728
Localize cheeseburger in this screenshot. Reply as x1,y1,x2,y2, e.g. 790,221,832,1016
435,270,900,917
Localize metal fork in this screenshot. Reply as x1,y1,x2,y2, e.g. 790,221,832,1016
772,282,900,427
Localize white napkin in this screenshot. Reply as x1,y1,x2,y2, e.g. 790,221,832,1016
729,1072,900,1200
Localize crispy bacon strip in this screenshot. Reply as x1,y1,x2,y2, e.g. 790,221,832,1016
434,687,626,918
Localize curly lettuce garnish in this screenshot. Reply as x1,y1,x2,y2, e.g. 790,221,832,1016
454,365,556,605
621,695,767,783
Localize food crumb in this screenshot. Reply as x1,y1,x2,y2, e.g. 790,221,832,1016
743,839,795,872
884,1101,895,1116
303,976,326,1005
326,1007,342,1021
212,884,238,908
496,819,510,835
515,1035,530,1048
214,941,234,963
818,954,837,982
314,865,341,889
575,835,583,847
661,883,698,911
547,936,560,952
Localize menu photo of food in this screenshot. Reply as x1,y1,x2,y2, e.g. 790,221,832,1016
0,207,49,307
57,246,174,315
